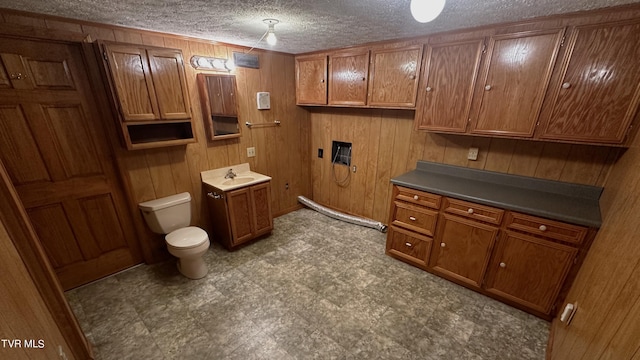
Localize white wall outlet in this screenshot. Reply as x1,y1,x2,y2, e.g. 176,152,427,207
467,147,479,161
247,147,256,157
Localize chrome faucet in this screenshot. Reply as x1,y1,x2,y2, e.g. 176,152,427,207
225,168,237,179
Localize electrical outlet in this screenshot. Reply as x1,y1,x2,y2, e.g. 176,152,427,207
247,147,256,157
467,147,479,161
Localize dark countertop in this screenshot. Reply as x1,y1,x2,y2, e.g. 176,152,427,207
391,161,603,228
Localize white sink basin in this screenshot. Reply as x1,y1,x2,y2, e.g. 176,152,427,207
200,163,271,192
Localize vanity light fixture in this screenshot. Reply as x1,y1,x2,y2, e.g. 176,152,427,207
190,55,234,71
410,0,446,23
263,18,279,46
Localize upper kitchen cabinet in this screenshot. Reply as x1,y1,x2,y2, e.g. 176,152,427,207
328,50,369,106
197,73,241,141
415,39,484,132
537,20,640,144
469,29,564,137
101,42,195,150
368,45,423,108
295,54,328,105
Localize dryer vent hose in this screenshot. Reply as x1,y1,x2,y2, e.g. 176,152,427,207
297,196,387,233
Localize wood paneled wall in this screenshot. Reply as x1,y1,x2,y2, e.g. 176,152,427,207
310,108,619,223
548,116,640,359
0,9,312,261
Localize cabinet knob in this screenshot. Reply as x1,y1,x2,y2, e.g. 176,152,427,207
561,82,571,89
500,262,506,268
409,216,417,221
440,242,446,248
405,242,413,247
426,86,432,92
467,208,474,214
409,75,416,80
484,85,492,91
413,195,419,200
539,225,547,231
362,77,366,81
321,79,325,83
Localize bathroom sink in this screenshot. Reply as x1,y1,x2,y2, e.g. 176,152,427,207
222,176,255,185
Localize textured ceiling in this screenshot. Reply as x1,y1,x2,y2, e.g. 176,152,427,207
2,0,640,54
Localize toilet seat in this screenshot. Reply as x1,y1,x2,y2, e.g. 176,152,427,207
165,226,209,249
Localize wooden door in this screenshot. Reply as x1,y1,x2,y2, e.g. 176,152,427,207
415,39,484,132
295,54,327,105
484,231,576,314
227,187,254,245
250,182,273,237
328,50,369,106
538,20,640,144
429,213,498,288
368,45,422,107
471,29,564,137
146,48,191,120
102,43,159,121
0,37,141,290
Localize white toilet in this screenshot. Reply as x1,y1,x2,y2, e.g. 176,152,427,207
138,192,210,279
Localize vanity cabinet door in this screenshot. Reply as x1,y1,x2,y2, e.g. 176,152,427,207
250,181,273,237
429,213,498,288
484,231,576,314
227,187,254,246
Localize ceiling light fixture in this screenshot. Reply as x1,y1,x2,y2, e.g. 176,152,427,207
410,0,446,23
263,18,279,46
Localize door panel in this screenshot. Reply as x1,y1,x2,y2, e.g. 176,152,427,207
0,37,141,289
228,187,254,245
147,48,191,119
251,182,273,236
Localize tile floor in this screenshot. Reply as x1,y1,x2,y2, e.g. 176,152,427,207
66,208,549,360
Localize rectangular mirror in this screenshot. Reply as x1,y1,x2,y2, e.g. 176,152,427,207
196,73,241,140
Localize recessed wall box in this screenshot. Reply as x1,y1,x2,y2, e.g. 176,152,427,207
257,92,271,110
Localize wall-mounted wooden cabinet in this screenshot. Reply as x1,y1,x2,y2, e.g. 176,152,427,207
196,73,241,141
296,45,422,109
100,42,195,150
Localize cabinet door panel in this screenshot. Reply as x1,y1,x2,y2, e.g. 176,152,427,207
430,213,498,288
415,39,484,132
539,20,640,143
104,44,159,121
296,55,327,105
368,46,422,107
227,187,254,245
329,50,369,106
471,29,563,137
485,231,576,314
251,182,273,237
147,48,191,120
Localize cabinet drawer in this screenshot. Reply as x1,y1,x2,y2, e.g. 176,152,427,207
386,226,432,269
443,197,504,225
391,201,438,237
506,212,587,245
395,186,441,209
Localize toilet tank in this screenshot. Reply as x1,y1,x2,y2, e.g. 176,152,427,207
138,192,192,234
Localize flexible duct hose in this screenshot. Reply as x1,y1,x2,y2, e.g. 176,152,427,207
297,196,387,233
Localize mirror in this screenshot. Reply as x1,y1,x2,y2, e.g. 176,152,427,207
196,74,241,140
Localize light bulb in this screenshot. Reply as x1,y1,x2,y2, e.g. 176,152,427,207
224,59,235,71
410,0,446,23
266,29,277,46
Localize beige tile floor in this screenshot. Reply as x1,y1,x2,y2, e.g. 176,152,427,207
66,208,549,359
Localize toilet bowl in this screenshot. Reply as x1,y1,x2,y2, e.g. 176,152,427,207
138,192,210,279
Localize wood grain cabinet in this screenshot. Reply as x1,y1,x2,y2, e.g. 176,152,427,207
100,42,195,150
295,54,328,105
205,181,273,250
368,45,423,108
537,20,640,144
197,74,241,140
328,50,370,106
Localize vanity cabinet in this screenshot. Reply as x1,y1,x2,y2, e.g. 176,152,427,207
295,54,328,105
100,42,194,149
537,20,640,144
328,50,369,106
385,185,593,318
196,74,240,140
205,181,273,249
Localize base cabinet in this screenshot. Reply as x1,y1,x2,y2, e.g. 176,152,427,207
386,185,592,318
205,181,273,249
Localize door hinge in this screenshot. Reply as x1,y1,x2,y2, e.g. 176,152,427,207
102,51,108,61
560,36,566,47
481,43,487,54
574,256,579,265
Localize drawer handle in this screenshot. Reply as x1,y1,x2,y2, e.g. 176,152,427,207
539,225,547,231
467,208,474,214
409,216,417,221
500,262,506,268
413,195,419,200
405,242,413,247
440,242,446,248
